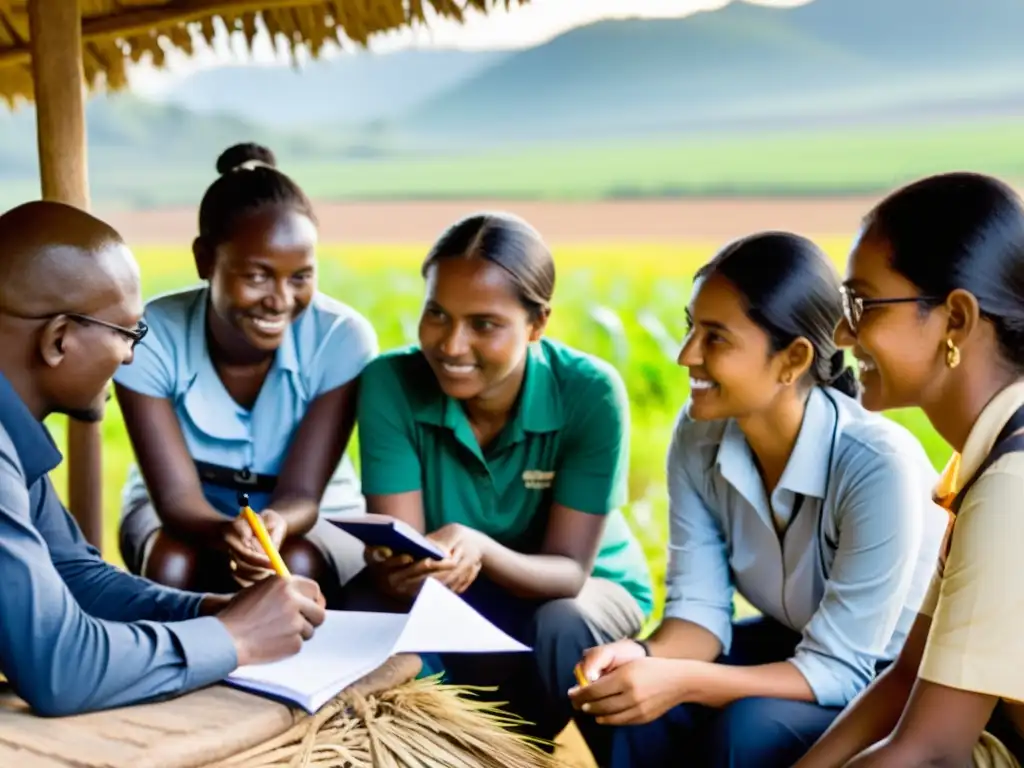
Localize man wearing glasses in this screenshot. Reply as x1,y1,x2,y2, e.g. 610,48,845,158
0,201,326,716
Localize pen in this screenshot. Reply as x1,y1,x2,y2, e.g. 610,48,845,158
237,491,291,579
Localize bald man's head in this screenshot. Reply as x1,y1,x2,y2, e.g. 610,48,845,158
0,201,140,318
0,201,143,423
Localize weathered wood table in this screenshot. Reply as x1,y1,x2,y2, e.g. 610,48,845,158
0,654,423,767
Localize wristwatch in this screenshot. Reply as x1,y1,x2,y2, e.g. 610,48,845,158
634,639,652,657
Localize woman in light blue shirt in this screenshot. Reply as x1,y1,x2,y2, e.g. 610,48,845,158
113,143,376,602
569,232,948,768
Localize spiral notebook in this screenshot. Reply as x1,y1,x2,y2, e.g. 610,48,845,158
224,578,529,713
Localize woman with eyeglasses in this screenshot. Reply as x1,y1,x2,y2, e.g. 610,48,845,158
567,232,947,768
112,143,376,602
795,173,1024,768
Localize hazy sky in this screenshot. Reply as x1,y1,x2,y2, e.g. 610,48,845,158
130,0,807,94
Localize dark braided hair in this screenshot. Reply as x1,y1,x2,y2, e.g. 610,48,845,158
196,143,316,248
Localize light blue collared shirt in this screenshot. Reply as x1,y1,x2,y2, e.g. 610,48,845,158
664,386,947,707
113,285,378,518
0,372,237,716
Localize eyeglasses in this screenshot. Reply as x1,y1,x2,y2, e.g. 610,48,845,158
0,309,148,348
65,313,148,348
840,286,941,333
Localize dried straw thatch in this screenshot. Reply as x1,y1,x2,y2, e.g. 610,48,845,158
0,0,526,104
207,675,560,768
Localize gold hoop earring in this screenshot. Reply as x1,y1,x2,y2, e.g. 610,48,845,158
945,338,961,369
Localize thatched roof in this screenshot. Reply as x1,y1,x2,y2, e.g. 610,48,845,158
0,1,524,104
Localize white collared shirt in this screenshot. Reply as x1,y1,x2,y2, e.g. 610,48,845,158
664,386,947,707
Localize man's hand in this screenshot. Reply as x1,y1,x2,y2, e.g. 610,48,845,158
216,575,326,667
568,657,705,726
426,523,485,594
224,510,287,587
576,639,649,684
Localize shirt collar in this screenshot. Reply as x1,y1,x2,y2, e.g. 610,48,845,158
513,343,564,434
0,372,62,486
958,379,1024,485
185,286,300,379
411,342,565,441
717,386,835,502
182,286,302,442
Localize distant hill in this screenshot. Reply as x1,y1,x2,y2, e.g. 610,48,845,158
138,0,1024,144
399,0,1024,142
147,0,1024,144
0,95,391,209
158,49,508,127
2,0,1024,208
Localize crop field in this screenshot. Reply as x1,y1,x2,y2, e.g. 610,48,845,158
5,116,1021,212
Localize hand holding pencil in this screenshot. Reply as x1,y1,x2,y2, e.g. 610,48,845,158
214,492,327,667
225,493,289,585
237,492,291,578
230,493,322,606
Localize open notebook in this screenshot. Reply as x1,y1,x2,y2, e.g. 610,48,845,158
224,578,530,713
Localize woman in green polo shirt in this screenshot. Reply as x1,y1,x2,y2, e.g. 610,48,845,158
348,211,654,745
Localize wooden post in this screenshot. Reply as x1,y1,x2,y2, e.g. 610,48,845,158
28,0,104,550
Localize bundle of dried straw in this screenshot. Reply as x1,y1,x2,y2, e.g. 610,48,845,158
206,675,560,768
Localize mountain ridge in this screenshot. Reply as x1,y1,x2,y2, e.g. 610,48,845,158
1,0,1023,207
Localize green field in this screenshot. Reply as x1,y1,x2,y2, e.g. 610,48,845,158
4,117,1024,211
44,241,951,619
282,120,1024,201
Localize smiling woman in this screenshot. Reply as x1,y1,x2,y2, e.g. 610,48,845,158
339,211,654,754
111,143,376,603
567,231,948,768
798,172,1024,768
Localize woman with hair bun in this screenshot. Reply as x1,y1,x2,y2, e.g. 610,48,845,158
569,231,947,768
798,172,1024,767
113,142,375,602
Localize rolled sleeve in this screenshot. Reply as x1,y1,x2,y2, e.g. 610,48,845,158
661,415,734,650
356,357,422,495
311,311,379,397
552,367,630,514
791,448,931,707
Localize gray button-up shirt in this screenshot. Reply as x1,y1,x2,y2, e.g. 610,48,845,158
664,385,948,707
0,372,238,716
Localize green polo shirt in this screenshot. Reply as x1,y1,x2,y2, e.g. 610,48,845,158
357,338,653,617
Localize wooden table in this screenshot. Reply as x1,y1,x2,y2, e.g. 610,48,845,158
0,654,422,767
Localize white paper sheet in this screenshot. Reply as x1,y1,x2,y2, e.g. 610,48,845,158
225,578,530,712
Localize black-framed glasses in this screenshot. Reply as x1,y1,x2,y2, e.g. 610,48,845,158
840,286,941,333
65,313,148,348
0,309,148,348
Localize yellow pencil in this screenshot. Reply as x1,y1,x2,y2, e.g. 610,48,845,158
237,492,291,579
574,663,589,688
